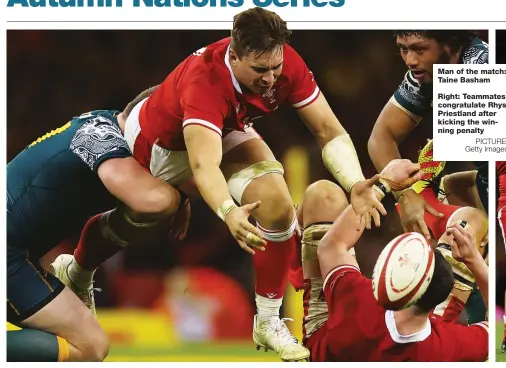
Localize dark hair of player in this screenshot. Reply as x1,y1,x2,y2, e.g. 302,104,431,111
123,85,159,118
393,30,480,55
414,249,455,313
231,7,292,58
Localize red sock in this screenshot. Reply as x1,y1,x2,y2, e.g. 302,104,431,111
74,213,123,270
288,230,304,291
253,223,296,299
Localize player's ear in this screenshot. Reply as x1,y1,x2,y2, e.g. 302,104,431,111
229,48,240,64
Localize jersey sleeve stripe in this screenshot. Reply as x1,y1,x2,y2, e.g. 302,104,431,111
389,96,423,124
323,264,360,290
183,119,222,136
292,86,320,109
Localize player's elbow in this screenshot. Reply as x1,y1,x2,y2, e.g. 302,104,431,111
190,156,221,180
129,186,180,217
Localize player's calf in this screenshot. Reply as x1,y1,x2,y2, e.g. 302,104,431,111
18,287,109,362
228,160,308,360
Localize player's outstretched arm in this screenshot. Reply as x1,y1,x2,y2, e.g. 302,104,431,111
369,102,443,239
98,156,182,220
297,93,385,229
318,159,422,279
368,101,417,173
296,93,347,147
183,125,266,254
446,223,489,310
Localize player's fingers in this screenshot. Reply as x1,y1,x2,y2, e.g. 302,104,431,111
403,174,422,187
411,169,424,182
372,209,381,228
243,223,267,246
366,174,382,187
244,201,262,214
410,222,423,238
447,235,462,260
425,202,444,217
354,213,363,230
238,240,255,255
245,232,266,251
365,212,372,230
410,162,422,172
418,219,432,240
374,200,387,216
446,225,468,247
447,222,469,239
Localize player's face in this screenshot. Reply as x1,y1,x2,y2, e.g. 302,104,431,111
396,35,454,84
231,47,283,95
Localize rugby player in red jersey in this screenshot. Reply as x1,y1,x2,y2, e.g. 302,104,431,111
54,9,388,360
120,8,385,360
295,160,489,362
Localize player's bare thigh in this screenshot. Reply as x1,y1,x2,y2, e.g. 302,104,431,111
297,180,349,279
20,287,109,362
221,137,294,229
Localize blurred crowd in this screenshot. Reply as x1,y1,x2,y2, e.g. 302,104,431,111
7,30,489,338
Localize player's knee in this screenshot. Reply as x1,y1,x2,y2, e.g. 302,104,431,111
82,328,109,362
304,180,346,207
257,184,294,225
231,161,295,227
300,180,348,226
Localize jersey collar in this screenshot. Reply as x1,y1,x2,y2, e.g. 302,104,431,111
385,310,431,344
224,45,243,94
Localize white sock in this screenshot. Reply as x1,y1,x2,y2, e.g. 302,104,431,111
256,294,282,323
68,257,96,288
503,315,506,324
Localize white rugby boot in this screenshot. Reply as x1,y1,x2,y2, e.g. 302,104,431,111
252,315,310,362
52,254,97,315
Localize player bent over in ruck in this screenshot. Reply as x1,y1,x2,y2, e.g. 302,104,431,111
7,88,188,362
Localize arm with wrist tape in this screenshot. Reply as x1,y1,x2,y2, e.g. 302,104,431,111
322,134,366,192
318,188,386,278
368,102,420,199
183,125,236,220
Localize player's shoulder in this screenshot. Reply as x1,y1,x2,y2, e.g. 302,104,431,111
283,43,301,58
71,110,119,125
282,43,306,69
324,265,364,291
401,70,422,91
461,37,489,64
184,38,234,94
70,109,123,145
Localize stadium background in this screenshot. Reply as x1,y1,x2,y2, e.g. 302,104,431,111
7,30,488,362
496,29,506,361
